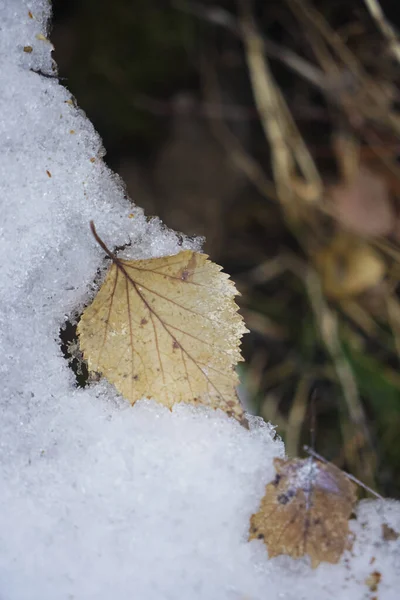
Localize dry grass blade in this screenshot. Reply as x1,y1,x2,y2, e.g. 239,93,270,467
289,0,362,78
339,300,380,338
268,253,377,483
239,13,294,214
363,0,400,64
239,4,322,216
304,265,376,485
288,0,400,137
286,376,311,458
78,223,248,423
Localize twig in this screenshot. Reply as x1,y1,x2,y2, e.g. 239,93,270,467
303,445,383,499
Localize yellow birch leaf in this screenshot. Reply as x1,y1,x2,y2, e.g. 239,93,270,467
249,457,357,567
77,223,248,423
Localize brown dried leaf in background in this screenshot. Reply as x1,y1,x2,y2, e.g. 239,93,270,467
314,233,386,299
249,457,357,567
329,166,393,238
77,229,248,423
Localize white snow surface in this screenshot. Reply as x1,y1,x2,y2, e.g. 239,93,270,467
0,2,399,599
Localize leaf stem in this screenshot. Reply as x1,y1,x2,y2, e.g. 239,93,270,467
90,221,118,262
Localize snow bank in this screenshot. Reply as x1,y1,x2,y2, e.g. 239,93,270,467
0,2,399,599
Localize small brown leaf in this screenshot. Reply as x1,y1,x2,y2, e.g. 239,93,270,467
249,457,357,567
314,234,385,299
365,570,381,592
382,523,399,541
329,166,393,238
77,224,248,422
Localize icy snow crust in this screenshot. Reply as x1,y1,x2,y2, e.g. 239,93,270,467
0,2,399,599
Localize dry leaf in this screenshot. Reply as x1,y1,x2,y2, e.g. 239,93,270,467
314,233,385,299
365,570,382,593
249,457,357,567
382,523,399,541
329,166,393,238
77,223,248,422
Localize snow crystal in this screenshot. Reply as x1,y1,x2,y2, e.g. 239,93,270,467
0,2,399,599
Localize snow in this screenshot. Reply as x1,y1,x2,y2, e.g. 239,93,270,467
0,2,399,599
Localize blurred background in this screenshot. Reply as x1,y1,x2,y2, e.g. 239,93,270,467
52,0,400,497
